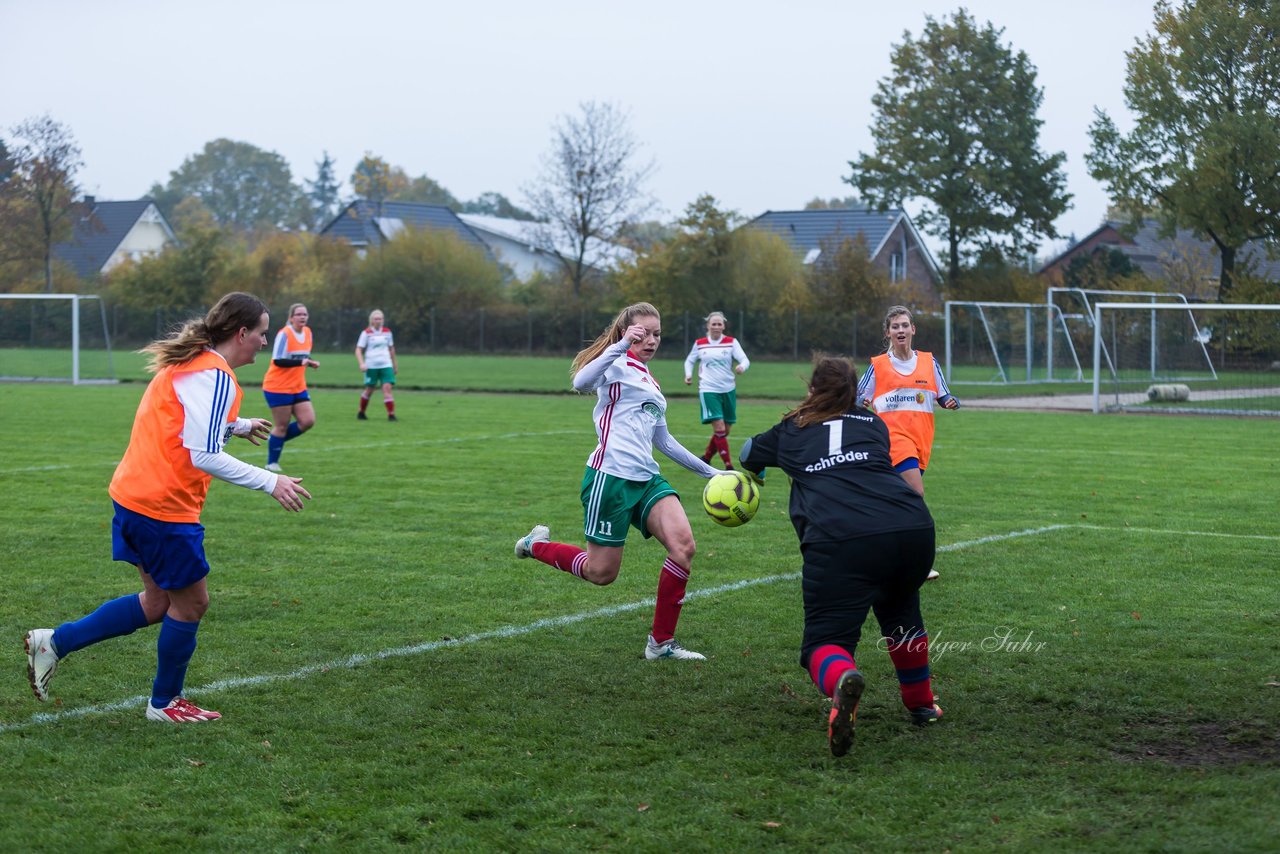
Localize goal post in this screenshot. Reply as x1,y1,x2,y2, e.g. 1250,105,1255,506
0,293,116,384
1091,302,1280,415
944,300,1082,384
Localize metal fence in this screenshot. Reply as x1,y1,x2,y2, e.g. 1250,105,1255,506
4,300,944,362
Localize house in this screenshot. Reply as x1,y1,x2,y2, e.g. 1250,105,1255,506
745,207,943,304
456,213,634,281
1038,220,1280,299
53,197,176,279
319,200,493,260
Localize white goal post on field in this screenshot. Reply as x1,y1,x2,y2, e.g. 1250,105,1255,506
944,300,1083,383
1091,302,1280,415
0,293,116,384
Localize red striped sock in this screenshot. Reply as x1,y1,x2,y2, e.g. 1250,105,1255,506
703,436,716,462
359,392,371,412
713,432,732,467
651,558,689,643
531,542,588,578
885,632,934,709
808,644,857,698
384,396,395,415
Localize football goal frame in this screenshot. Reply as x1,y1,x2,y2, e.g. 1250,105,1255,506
0,293,116,384
1049,287,1215,383
1091,301,1280,415
944,300,1083,384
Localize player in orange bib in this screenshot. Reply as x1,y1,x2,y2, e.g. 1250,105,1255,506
262,303,320,472
857,305,959,579
24,293,312,723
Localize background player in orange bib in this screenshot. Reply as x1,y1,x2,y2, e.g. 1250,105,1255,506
857,305,958,580
262,303,320,472
24,292,312,723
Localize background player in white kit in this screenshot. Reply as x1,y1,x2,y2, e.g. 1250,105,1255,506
683,311,750,470
356,309,399,421
514,302,719,660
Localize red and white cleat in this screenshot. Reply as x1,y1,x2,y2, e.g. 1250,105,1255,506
145,697,222,724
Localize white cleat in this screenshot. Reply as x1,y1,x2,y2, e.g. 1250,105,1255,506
25,629,59,702
265,462,283,473
515,525,550,558
926,569,940,581
644,635,706,661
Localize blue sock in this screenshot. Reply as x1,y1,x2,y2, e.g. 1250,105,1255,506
52,594,148,657
267,434,284,464
284,421,302,441
151,615,199,708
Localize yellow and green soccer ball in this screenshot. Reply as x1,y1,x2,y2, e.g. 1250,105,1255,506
702,471,761,528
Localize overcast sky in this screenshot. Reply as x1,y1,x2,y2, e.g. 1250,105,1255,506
2,0,1159,258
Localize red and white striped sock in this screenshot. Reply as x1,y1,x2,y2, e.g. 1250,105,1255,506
713,432,732,467
384,396,395,416
531,542,589,578
359,391,371,413
651,558,690,643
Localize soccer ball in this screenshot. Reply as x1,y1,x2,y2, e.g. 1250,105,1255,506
702,471,760,528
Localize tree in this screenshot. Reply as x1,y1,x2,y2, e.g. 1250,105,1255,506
305,151,343,231
396,173,461,208
463,191,536,220
6,116,83,292
804,196,863,210
155,138,305,230
848,10,1071,285
1086,0,1280,301
350,154,407,209
523,101,656,297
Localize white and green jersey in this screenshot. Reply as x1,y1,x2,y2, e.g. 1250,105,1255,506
574,340,670,481
684,335,749,393
357,326,395,369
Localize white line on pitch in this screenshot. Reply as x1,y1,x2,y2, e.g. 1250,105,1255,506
1074,524,1280,541
0,522,1224,732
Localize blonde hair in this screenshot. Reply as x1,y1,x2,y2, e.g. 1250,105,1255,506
571,302,660,378
705,310,727,326
368,309,384,325
287,303,308,323
784,354,860,428
139,292,268,371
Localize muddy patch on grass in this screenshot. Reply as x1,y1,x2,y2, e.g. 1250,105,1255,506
1115,719,1280,767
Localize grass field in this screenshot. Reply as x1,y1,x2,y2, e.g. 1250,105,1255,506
1,377,1278,851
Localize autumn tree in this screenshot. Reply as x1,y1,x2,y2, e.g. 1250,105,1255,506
350,154,406,210
152,138,305,230
524,101,656,297
1086,0,1280,300
849,10,1070,285
5,116,83,292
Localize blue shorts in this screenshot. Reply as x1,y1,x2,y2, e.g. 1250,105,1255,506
894,457,922,473
264,389,311,408
112,501,210,590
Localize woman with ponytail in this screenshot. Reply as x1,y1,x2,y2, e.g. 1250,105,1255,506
740,354,943,757
514,302,719,661
25,292,313,724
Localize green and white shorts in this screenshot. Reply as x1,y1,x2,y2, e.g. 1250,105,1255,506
698,390,737,425
580,467,678,546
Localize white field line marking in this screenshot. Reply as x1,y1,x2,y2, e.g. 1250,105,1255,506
0,522,1243,732
0,430,591,475
1074,524,1280,542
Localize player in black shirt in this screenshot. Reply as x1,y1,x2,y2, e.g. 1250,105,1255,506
740,355,943,757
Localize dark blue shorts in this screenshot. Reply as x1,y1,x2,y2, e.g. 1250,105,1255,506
263,389,311,408
112,501,210,590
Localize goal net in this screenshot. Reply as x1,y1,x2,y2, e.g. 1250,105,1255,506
1092,302,1280,415
944,301,1082,384
0,294,116,384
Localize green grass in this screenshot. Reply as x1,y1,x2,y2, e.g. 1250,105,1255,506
1,380,1278,851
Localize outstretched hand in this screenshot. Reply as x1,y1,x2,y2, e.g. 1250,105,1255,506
271,475,312,512
239,418,273,445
